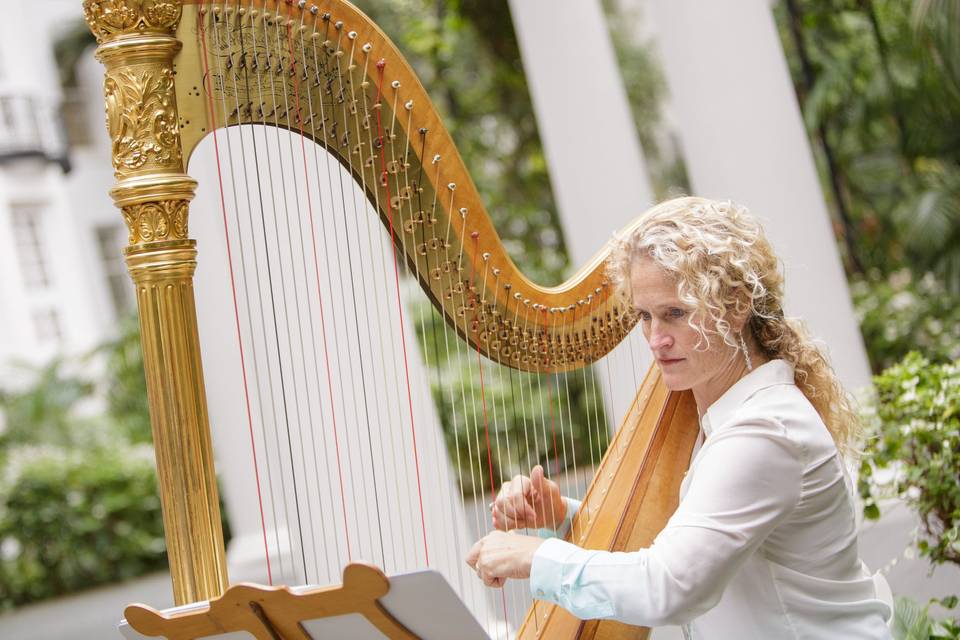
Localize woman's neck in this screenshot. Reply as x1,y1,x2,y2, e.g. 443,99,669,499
693,347,771,417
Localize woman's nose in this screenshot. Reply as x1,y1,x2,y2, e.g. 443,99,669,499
648,326,674,351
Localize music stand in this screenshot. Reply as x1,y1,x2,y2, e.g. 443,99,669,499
118,563,491,639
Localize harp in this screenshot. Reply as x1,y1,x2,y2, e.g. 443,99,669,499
82,1,699,638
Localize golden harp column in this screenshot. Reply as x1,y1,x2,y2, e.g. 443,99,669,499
83,0,228,605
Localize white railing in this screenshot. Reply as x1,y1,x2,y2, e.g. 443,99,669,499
0,94,67,163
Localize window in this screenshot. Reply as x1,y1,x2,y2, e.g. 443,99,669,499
96,224,133,314
31,308,62,343
10,203,50,289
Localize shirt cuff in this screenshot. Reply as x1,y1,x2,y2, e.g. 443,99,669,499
529,536,617,620
534,497,581,540
529,537,578,603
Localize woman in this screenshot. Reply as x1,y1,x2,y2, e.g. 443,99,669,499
466,197,892,638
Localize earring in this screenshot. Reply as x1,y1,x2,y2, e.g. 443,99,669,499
738,332,753,372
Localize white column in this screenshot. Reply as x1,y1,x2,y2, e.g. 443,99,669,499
648,0,871,389
509,0,656,425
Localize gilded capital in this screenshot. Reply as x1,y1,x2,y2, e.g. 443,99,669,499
83,0,183,43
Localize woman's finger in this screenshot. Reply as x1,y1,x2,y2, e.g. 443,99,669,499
465,540,481,568
494,509,531,531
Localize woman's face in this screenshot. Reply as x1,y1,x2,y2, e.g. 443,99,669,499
629,258,743,407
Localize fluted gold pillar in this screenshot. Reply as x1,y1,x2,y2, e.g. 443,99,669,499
83,0,228,605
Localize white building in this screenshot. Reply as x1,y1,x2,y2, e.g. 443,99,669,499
0,1,129,374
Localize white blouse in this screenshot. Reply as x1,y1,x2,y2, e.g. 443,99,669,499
529,359,892,639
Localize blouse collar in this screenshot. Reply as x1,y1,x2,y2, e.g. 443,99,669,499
700,359,795,436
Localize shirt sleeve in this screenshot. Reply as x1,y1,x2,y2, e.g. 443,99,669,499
534,497,581,540
528,420,803,626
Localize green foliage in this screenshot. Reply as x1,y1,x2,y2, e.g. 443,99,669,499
0,359,94,450
412,299,609,496
0,443,165,610
98,315,152,444
775,0,960,289
603,0,688,198
893,596,960,640
858,353,960,568
852,269,960,372
360,0,568,284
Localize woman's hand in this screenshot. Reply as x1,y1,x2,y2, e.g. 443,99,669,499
492,464,566,531
465,530,545,588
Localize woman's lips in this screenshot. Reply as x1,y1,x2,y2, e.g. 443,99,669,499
658,358,684,366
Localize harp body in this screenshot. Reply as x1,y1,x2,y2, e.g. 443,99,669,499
82,1,699,637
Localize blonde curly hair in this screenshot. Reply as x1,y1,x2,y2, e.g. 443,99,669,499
607,196,861,457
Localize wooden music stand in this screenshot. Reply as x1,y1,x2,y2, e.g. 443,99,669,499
118,563,490,640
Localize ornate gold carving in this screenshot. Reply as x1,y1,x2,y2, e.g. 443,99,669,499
83,0,182,43
122,199,189,243
105,67,181,174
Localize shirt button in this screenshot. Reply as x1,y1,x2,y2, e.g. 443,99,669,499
536,589,545,597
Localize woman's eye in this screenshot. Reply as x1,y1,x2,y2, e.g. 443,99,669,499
638,311,652,321
668,308,685,319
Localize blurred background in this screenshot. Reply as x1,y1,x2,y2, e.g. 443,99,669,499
0,0,958,638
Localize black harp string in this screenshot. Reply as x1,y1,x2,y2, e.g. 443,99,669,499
398,116,465,597
314,17,370,567
288,8,350,583
269,5,328,584
329,24,388,570
283,10,340,584
355,42,415,575
360,45,416,566
291,7,347,582
244,0,301,585
208,5,287,583
344,32,404,576
262,3,314,584
383,68,439,572
417,132,487,611
308,12,364,570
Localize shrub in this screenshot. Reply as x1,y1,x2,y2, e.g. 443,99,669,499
0,443,166,610
893,596,959,640
852,270,960,373
858,353,960,569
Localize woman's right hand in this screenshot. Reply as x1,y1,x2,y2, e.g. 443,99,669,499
492,464,566,531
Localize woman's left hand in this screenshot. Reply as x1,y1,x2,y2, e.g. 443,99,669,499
466,531,545,588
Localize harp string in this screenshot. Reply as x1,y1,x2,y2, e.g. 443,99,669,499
202,0,307,585
294,9,351,579
287,9,359,582
511,299,542,633
437,177,493,626
266,5,319,584
373,58,432,567
207,4,282,585
351,36,408,576
359,43,422,577
250,3,312,584
322,15,387,571
493,284,530,620
238,3,290,584
468,230,512,636
406,120,470,598
266,6,320,585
